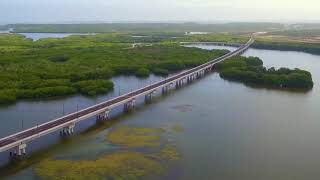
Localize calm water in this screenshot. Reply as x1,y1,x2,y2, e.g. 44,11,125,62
2,45,320,180
0,29,13,34
18,33,96,41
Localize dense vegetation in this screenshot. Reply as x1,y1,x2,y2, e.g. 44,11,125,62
183,33,248,44
0,33,226,105
252,29,320,55
269,29,320,37
216,56,314,90
253,40,320,55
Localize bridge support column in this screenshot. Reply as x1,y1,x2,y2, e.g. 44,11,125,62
145,91,156,103
96,109,110,121
124,99,136,112
192,74,196,81
179,79,184,87
61,122,76,136
175,80,181,89
187,76,191,83
205,67,211,73
176,79,184,88
10,143,27,158
211,64,216,71
197,71,201,78
188,75,192,83
162,85,170,94
145,93,152,103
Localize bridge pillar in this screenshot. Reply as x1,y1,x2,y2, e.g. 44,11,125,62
175,81,178,88
170,83,174,89
178,79,184,87
189,75,193,83
145,93,152,103
192,74,196,81
105,110,110,120
145,91,156,103
162,87,166,94
206,67,211,73
124,99,136,112
96,109,110,121
176,80,182,89
61,122,76,136
211,64,216,71
162,85,170,94
188,75,194,83
10,143,27,158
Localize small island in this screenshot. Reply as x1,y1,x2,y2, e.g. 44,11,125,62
216,56,314,90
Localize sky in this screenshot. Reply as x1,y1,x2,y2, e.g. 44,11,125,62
0,0,319,24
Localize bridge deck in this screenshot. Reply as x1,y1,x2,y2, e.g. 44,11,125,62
0,38,254,153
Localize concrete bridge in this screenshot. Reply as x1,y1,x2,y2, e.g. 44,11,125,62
180,41,243,47
0,37,254,158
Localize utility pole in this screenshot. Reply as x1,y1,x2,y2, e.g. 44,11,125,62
37,122,39,137
21,119,24,131
77,104,79,118
62,103,65,115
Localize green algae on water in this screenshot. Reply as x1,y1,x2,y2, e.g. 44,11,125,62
172,124,184,133
34,151,165,180
159,144,181,161
34,126,181,180
107,126,163,148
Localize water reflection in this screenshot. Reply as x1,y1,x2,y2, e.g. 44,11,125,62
19,33,96,41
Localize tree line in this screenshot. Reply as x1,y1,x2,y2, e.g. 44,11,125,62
216,56,314,90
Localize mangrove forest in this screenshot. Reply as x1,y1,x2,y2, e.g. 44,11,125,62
0,33,227,105
216,56,314,90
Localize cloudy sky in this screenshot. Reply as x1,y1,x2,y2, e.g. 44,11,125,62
0,0,319,24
